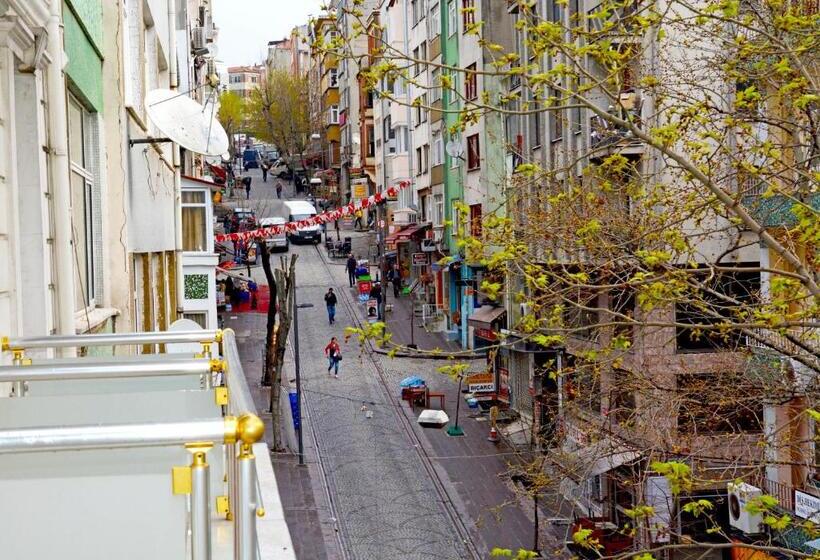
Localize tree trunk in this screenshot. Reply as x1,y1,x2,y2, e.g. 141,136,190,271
258,250,298,453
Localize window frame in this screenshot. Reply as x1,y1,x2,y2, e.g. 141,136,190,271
448,0,458,36
181,188,210,253
465,63,478,101
467,133,480,170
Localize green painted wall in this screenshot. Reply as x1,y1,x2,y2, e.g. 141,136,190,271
63,0,103,112
442,0,461,255
66,0,103,53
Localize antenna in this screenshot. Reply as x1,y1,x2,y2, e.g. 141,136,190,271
445,139,465,160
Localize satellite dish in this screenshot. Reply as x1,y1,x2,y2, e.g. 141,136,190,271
446,139,464,159
145,89,229,156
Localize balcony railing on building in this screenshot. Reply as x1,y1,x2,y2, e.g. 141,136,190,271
0,328,294,560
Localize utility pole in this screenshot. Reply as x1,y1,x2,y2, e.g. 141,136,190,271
292,277,314,466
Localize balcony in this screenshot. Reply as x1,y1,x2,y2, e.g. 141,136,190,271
589,97,644,160
0,329,294,560
745,328,819,390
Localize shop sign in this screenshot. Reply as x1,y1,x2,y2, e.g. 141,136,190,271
498,367,510,403
475,328,498,341
352,180,368,200
366,299,379,322
412,252,429,266
358,280,372,297
467,372,495,393
795,490,820,522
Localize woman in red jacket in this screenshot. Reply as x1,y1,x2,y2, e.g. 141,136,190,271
324,337,342,377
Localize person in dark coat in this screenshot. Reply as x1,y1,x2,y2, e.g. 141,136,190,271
242,175,252,199
346,254,357,287
324,288,338,325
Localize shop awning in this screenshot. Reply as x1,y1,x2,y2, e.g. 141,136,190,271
559,444,642,482
467,306,506,330
385,224,429,246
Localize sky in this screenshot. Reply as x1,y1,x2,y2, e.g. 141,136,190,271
212,0,324,67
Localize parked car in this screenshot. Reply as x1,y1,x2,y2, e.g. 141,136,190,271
242,148,260,170
259,216,289,252
271,159,291,179
284,200,321,244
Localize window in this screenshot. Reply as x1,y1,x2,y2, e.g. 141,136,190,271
182,190,208,252
329,68,338,87
431,68,442,102
530,96,541,147
183,312,208,329
432,132,444,166
677,373,763,433
430,3,441,37
394,126,409,153
422,144,430,173
367,125,375,157
676,269,760,352
448,0,457,36
413,47,421,76
467,133,480,169
469,203,482,237
416,147,423,175
465,63,477,100
414,94,428,126
329,105,339,124
68,94,95,311
550,88,563,140
551,0,562,24
448,72,459,106
462,0,475,27
434,194,444,225
412,0,426,25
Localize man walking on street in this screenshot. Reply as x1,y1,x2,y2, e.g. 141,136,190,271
242,175,252,200
346,254,357,287
389,264,401,298
275,180,283,199
324,288,338,325
369,282,383,321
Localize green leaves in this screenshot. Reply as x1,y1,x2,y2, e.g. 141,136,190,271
650,461,693,495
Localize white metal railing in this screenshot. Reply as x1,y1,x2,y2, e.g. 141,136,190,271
0,327,291,559
2,329,222,351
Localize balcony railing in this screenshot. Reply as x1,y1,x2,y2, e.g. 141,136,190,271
0,328,294,560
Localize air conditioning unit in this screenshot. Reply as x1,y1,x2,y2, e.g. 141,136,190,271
421,238,436,252
728,482,763,534
191,27,207,52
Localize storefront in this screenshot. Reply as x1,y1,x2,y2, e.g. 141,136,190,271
385,223,430,291
467,305,506,351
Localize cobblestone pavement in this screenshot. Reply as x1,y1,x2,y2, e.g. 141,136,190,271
288,243,473,560
224,172,566,559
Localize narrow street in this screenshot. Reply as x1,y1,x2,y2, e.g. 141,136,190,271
224,169,563,560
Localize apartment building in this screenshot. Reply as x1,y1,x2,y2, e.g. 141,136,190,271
334,0,379,206
494,0,820,556
308,16,341,177
0,0,223,369
267,38,293,73
227,64,264,99
289,24,311,77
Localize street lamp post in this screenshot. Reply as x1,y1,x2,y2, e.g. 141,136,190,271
292,283,314,466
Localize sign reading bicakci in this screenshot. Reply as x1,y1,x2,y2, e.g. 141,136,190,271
215,181,410,243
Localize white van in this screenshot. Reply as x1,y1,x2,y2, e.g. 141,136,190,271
259,216,289,252
284,200,321,244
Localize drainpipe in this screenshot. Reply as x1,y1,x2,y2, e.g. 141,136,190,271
45,2,77,352
169,0,183,327
402,0,415,210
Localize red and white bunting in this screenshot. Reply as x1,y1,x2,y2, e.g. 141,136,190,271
214,181,408,243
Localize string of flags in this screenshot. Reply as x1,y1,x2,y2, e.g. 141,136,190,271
215,181,410,243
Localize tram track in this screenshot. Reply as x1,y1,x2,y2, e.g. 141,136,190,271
311,244,482,560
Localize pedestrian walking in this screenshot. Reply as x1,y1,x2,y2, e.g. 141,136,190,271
275,181,283,199
324,288,338,325
346,254,357,287
242,175,252,200
261,160,269,182
353,209,363,230
390,263,401,297
369,282,383,320
324,337,342,378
